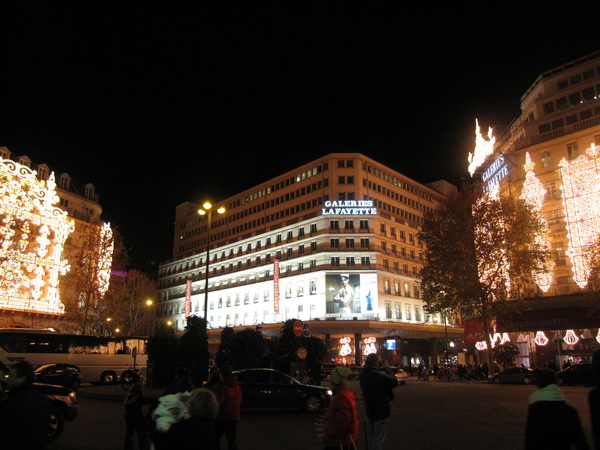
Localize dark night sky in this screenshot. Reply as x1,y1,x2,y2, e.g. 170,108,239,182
1,4,599,269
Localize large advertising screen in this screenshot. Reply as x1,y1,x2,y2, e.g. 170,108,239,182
326,273,378,318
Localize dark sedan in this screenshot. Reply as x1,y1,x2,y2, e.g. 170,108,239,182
233,368,332,413
557,364,597,386
34,363,83,391
1,361,78,443
490,367,534,384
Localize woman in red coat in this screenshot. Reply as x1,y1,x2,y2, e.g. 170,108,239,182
323,366,359,450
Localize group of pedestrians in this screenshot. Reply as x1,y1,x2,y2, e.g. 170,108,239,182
123,365,242,450
323,353,398,450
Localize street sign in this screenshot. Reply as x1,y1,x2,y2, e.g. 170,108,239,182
297,347,307,359
302,322,311,337
293,320,303,336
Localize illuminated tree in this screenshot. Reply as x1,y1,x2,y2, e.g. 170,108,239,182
419,182,550,370
62,221,114,333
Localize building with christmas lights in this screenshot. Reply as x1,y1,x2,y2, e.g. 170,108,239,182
469,51,600,366
0,147,113,332
158,153,464,367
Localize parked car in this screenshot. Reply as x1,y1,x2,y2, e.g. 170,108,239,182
557,363,596,386
489,367,534,384
233,368,332,413
34,363,83,391
1,361,79,443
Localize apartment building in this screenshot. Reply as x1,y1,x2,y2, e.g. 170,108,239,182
158,153,463,366
469,51,600,365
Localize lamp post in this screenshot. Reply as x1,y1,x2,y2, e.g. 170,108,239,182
146,299,155,335
198,201,226,330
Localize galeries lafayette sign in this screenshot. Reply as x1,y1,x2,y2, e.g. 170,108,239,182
322,200,377,215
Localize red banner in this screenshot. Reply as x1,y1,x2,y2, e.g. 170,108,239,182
273,260,280,312
185,279,192,318
463,318,485,343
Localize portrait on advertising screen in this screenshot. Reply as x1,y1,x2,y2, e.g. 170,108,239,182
326,274,361,315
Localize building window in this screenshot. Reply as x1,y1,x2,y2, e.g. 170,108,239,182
544,182,559,201
541,150,551,167
385,302,392,319
310,223,317,234
405,304,412,320
360,238,370,249
380,223,386,235
553,242,566,265
346,257,355,267
345,238,354,249
567,142,579,160
330,238,340,248
331,256,340,267
384,279,390,294
414,306,421,322
345,220,354,230
395,303,402,319
330,220,339,230
404,282,410,297
394,281,400,295
361,256,370,266
543,102,554,115
311,241,317,252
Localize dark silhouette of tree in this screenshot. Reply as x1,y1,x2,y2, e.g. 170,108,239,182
178,315,209,385
147,322,178,386
228,328,269,369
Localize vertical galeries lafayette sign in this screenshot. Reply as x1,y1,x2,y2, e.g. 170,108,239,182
322,200,377,215
273,259,280,312
184,279,192,318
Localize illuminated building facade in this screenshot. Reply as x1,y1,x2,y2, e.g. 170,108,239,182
158,153,464,366
0,147,113,331
469,51,600,365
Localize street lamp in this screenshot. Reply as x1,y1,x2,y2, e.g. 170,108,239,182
198,201,226,330
146,299,155,335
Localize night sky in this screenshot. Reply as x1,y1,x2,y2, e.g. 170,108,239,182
1,4,599,269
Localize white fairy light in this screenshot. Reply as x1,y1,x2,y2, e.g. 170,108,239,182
563,329,580,346
339,337,352,356
0,159,74,314
558,144,600,288
468,120,496,176
475,341,487,351
533,331,549,346
520,152,554,292
363,337,377,355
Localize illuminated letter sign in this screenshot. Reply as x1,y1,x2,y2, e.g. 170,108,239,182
482,155,509,193
185,279,192,318
273,259,280,312
322,200,377,215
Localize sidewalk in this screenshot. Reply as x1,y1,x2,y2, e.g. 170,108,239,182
77,383,166,402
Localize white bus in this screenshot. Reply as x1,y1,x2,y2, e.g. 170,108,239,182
0,328,148,385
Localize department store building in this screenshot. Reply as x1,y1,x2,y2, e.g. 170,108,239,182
469,50,600,367
158,153,464,366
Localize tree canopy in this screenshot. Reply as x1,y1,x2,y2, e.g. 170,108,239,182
419,183,550,366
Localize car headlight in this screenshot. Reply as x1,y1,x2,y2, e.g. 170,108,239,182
326,389,333,397
69,391,77,401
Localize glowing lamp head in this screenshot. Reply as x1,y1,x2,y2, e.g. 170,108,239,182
216,206,226,214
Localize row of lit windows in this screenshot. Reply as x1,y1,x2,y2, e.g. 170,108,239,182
555,65,599,91
362,162,437,202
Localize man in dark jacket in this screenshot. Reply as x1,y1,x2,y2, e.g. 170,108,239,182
0,361,52,449
526,368,588,449
360,354,398,450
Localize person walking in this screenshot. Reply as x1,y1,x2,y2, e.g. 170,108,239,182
214,365,243,450
359,354,398,450
0,361,52,450
123,382,148,450
525,368,588,449
323,366,359,450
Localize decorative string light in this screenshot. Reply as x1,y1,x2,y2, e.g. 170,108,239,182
558,143,600,288
534,331,549,346
475,341,487,350
468,120,496,176
520,152,554,292
563,329,580,345
596,329,600,344
363,337,377,355
96,222,114,298
0,159,74,314
339,337,352,356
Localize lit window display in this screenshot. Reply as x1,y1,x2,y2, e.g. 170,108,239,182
0,159,74,314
